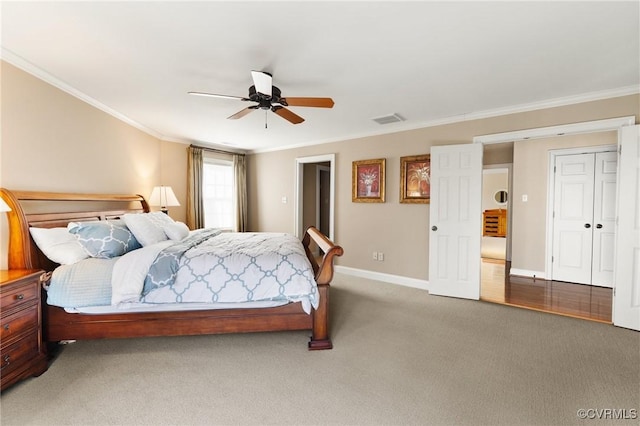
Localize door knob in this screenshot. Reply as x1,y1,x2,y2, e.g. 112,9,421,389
596,224,603,229
431,226,438,231
584,223,591,228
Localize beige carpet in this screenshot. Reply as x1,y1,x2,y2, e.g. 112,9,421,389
1,273,638,426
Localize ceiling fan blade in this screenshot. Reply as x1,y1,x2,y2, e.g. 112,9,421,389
272,106,305,124
251,71,272,97
189,91,247,101
227,106,257,120
281,97,335,108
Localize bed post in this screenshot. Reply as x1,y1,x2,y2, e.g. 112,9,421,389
309,283,332,350
303,226,343,350
1,188,33,269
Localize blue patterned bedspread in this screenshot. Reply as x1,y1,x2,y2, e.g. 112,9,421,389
140,231,319,313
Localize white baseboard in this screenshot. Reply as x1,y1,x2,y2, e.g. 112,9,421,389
509,268,546,279
334,265,429,291
335,265,545,288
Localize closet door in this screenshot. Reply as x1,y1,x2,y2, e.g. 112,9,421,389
551,151,617,287
591,151,617,287
551,153,595,285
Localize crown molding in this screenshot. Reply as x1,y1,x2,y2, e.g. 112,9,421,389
1,48,167,141
2,47,637,153
250,85,639,154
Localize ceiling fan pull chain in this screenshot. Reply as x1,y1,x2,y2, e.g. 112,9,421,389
265,110,268,129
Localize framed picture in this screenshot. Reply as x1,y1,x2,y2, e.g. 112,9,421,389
400,154,431,204
352,158,385,203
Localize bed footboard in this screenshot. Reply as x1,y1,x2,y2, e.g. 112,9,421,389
302,227,343,350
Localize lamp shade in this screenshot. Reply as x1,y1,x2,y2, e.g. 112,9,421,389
149,186,180,212
0,198,11,213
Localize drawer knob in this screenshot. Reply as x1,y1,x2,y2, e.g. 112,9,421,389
16,294,24,300
3,324,9,331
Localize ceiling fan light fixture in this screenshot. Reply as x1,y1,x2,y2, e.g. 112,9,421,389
372,113,405,125
190,71,333,125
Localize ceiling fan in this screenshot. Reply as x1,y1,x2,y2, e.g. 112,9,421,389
189,71,334,125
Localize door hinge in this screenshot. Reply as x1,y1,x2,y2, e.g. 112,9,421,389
551,256,554,263
618,145,622,155
554,165,556,173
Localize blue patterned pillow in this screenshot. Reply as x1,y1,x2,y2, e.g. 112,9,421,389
68,220,142,258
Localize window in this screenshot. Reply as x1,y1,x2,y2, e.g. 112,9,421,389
203,158,235,230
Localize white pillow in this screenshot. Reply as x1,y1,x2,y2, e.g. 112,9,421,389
122,213,169,247
29,227,90,265
148,211,175,226
163,221,190,241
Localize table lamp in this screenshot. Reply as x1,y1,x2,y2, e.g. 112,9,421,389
149,186,180,214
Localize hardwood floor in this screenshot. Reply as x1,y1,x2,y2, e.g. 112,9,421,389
480,258,612,323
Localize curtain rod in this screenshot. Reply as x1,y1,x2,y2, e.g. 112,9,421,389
190,144,245,156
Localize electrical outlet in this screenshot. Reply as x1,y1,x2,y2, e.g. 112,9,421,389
378,252,384,261
372,252,378,260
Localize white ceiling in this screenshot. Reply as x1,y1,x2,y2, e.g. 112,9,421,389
2,1,638,153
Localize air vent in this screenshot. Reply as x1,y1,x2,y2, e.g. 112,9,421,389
372,113,405,125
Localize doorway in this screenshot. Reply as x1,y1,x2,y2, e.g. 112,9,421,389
470,117,640,330
480,140,616,321
317,165,331,238
481,166,511,262
295,154,335,241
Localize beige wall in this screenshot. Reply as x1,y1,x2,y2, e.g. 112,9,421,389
482,171,508,212
159,141,188,219
0,61,187,267
248,95,639,280
510,131,617,273
2,61,155,194
484,142,513,165
2,59,638,281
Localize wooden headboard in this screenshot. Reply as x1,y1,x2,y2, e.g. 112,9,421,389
1,188,149,271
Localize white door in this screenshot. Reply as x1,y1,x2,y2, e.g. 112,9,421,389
429,143,483,299
552,154,595,285
551,151,617,287
591,151,617,286
613,125,640,331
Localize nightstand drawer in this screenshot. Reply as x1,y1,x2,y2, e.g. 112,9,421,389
1,305,38,344
0,281,38,312
0,270,47,391
0,331,39,378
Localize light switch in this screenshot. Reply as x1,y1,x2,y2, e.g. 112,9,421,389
281,196,288,204
522,194,528,202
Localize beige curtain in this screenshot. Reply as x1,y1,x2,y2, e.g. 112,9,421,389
186,146,204,230
234,154,248,232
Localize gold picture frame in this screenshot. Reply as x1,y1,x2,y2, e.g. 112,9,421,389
400,154,431,204
352,158,385,203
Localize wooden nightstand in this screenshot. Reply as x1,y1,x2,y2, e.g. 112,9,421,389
1,270,48,391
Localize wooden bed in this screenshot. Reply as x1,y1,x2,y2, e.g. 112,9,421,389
1,188,343,350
